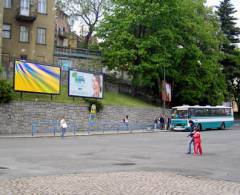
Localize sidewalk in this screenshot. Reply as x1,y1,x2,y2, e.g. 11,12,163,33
0,129,170,138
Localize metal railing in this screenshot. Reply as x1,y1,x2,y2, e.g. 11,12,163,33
85,121,155,135
31,120,168,137
54,46,101,59
32,120,76,136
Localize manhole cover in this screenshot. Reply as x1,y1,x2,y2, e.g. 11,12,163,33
0,167,8,170
113,163,136,166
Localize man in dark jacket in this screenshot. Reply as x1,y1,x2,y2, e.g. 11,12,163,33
186,120,195,154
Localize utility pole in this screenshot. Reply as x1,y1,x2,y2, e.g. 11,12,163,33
163,65,166,115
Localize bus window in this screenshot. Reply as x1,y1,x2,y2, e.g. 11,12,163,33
225,108,231,116
171,109,188,119
188,108,195,117
203,108,210,116
195,109,204,116
211,109,217,116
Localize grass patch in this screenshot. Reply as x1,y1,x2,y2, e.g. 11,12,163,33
102,91,156,108
12,86,157,108
12,85,86,105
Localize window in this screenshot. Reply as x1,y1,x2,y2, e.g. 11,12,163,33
195,109,204,116
57,58,72,71
4,0,11,8
37,28,46,44
20,55,28,60
20,0,30,16
20,26,29,42
38,0,47,14
3,24,11,39
225,108,231,116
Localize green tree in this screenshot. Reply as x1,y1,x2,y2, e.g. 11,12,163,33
217,0,240,53
0,64,13,103
98,0,226,105
217,0,240,110
56,0,112,48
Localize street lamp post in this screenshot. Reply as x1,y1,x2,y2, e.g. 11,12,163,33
163,65,166,115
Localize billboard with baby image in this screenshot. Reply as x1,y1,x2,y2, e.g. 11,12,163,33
68,70,103,99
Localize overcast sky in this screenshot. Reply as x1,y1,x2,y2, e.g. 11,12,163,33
206,0,240,27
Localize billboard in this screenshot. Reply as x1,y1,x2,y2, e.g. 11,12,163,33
162,81,171,102
14,60,61,94
68,70,103,99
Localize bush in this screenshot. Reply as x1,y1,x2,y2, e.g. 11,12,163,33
84,98,104,113
0,79,13,103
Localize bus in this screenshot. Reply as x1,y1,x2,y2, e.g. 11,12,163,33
171,105,234,131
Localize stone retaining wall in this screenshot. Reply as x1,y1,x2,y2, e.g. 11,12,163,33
0,101,169,134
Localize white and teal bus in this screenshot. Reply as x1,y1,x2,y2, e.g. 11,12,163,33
171,105,234,131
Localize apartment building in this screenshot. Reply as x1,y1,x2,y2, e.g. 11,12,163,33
2,0,55,78
55,7,70,47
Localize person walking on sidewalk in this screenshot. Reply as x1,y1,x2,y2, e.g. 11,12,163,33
60,117,68,138
123,115,129,130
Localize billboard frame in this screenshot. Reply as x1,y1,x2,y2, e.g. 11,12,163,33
68,68,104,99
13,59,61,95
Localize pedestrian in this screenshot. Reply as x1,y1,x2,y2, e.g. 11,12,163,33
123,115,129,130
159,115,165,130
193,128,203,156
60,117,67,138
167,115,171,130
186,120,195,154
154,117,158,130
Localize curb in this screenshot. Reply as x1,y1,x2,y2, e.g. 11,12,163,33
0,129,171,139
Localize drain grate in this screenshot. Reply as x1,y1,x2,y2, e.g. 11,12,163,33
113,163,136,166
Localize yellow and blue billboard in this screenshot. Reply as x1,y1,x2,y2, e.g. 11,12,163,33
14,60,61,94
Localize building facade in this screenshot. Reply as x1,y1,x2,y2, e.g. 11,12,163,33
2,0,55,78
55,7,70,47
54,8,102,72
0,1,3,66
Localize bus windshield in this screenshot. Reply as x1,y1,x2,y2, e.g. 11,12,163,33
171,109,188,119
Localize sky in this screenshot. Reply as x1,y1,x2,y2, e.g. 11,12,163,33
206,0,240,27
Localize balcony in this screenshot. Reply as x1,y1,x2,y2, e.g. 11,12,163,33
54,46,102,59
58,29,68,39
15,6,37,22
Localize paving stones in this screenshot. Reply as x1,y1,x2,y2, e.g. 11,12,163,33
0,171,239,195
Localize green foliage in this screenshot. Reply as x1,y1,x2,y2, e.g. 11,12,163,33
217,0,240,53
223,50,240,109
0,80,13,103
98,0,226,106
84,98,104,113
217,0,240,111
0,64,3,74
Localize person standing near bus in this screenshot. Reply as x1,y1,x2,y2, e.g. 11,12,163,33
193,128,203,155
186,120,195,154
154,117,158,130
159,115,165,130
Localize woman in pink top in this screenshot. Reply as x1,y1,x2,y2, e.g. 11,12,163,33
193,128,202,155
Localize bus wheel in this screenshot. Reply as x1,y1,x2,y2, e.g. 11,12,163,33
220,122,225,130
197,124,202,131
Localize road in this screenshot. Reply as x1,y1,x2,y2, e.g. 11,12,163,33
0,128,240,194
